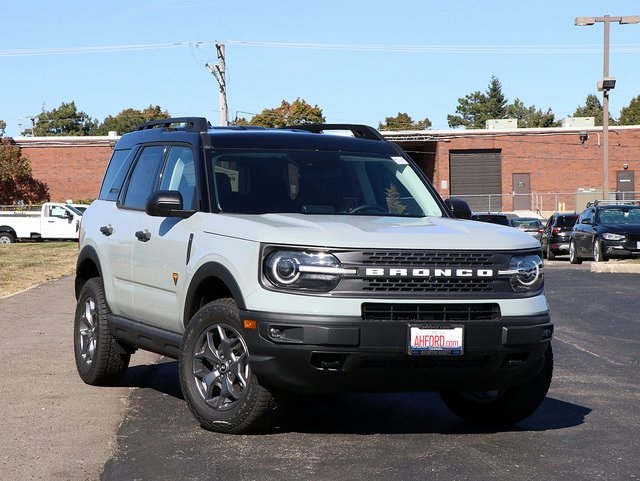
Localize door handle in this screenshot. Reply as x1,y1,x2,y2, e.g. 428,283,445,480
135,229,151,242
100,225,113,236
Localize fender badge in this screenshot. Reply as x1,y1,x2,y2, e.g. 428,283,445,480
172,273,179,286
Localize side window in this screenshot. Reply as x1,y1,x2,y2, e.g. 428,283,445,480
121,146,166,210
159,146,196,210
98,148,134,201
48,205,68,218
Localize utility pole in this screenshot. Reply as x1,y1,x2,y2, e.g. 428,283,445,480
205,43,228,126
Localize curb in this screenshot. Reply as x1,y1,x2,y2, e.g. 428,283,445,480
590,262,640,274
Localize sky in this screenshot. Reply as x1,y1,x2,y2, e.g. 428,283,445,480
1,1,640,137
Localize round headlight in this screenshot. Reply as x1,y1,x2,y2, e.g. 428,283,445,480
264,249,355,291
269,254,301,285
504,255,544,293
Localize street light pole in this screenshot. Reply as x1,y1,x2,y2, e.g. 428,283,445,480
575,15,640,200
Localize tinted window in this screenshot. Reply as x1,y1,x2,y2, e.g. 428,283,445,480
121,146,165,210
210,150,443,217
159,146,196,210
98,149,134,201
556,215,578,227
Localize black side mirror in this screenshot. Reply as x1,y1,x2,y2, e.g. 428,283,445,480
581,218,592,225
444,198,472,220
145,190,194,218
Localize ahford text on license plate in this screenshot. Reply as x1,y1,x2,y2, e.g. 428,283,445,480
408,325,464,356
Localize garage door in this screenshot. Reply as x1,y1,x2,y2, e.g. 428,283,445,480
450,150,502,212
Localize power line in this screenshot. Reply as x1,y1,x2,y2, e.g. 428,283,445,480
2,40,640,58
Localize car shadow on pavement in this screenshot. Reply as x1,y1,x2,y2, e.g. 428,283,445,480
275,392,591,435
118,359,184,400
113,360,591,436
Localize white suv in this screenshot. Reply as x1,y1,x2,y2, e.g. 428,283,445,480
74,118,553,433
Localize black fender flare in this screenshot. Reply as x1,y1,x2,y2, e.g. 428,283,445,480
183,262,246,325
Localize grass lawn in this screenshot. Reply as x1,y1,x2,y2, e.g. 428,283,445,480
0,242,77,298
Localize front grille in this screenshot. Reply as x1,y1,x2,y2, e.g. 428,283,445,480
361,251,495,266
627,235,640,242
362,303,501,322
363,277,493,293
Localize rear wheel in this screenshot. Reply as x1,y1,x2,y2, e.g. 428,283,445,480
569,240,582,264
546,243,556,260
440,344,553,425
0,232,15,244
74,278,130,385
179,299,278,433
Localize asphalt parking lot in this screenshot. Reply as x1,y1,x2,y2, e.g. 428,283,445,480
1,262,638,481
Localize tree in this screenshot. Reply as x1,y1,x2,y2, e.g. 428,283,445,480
93,105,171,135
572,94,616,126
505,99,560,128
448,76,508,129
379,112,432,130
0,138,49,204
619,95,640,126
25,102,98,136
246,99,324,128
0,120,6,137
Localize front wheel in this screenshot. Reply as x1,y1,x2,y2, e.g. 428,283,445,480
593,239,607,262
179,299,278,433
440,344,553,425
569,240,582,264
73,278,130,385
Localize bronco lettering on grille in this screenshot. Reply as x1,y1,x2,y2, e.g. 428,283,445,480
364,268,495,277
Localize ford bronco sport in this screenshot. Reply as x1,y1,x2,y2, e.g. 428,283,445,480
74,118,553,433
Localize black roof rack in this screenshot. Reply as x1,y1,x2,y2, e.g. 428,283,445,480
282,124,385,141
587,199,640,207
136,117,210,133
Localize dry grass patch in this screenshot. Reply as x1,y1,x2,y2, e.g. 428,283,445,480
0,242,77,298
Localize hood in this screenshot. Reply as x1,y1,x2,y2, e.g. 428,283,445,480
597,224,640,235
204,213,540,251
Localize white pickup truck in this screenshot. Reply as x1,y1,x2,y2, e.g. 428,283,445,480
0,202,82,243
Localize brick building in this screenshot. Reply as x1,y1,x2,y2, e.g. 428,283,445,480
10,124,640,216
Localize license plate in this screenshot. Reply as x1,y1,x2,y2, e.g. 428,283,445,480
408,324,464,356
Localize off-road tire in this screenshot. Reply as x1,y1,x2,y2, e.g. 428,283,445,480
179,298,278,434
440,343,553,425
74,277,130,385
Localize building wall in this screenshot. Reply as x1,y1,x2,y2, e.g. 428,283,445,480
429,127,640,214
17,138,113,202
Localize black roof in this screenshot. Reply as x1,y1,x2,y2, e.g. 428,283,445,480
114,118,399,154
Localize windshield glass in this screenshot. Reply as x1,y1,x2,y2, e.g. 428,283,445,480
209,150,443,217
598,207,640,225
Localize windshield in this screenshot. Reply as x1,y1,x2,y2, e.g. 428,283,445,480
209,150,444,217
598,207,640,225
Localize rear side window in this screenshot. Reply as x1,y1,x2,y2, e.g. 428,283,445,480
98,149,134,201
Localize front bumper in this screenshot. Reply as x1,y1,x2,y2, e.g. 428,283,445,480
240,309,553,394
603,239,640,258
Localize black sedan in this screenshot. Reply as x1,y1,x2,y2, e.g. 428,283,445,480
541,212,578,259
569,202,640,263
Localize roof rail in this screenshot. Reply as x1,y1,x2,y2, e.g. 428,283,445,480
588,199,639,207
136,117,210,133
282,123,385,141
